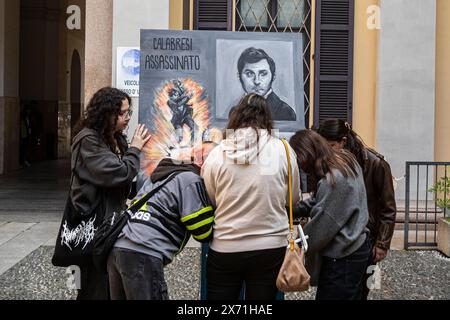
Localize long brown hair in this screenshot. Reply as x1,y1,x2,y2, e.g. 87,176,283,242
227,93,274,132
289,129,359,192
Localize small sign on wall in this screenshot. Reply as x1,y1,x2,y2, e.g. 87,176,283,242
117,47,140,97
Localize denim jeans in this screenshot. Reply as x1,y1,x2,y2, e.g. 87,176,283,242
316,239,371,300
107,247,169,300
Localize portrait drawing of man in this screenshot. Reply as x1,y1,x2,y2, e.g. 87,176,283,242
236,47,296,121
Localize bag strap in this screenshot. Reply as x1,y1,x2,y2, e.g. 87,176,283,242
69,131,95,189
281,139,295,252
126,172,180,214
69,141,83,189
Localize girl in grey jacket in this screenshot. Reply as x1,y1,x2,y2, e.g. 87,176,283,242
290,129,370,300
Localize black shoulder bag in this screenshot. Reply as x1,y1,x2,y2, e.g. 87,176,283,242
92,173,179,272
52,138,105,267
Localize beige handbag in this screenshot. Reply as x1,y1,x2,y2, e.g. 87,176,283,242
276,139,310,292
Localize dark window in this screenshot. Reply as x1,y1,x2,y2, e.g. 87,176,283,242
193,0,233,30
236,0,308,32
313,0,354,128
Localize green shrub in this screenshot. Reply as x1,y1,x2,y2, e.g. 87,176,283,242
428,177,450,212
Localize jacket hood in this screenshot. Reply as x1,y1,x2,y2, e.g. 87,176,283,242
221,127,271,164
72,128,128,154
72,128,98,148
151,158,200,183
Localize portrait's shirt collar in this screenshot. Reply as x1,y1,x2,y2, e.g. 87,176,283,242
264,88,273,99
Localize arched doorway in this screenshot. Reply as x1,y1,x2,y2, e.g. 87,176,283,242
19,0,62,162
70,50,82,140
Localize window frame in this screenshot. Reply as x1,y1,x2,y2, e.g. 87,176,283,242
235,0,309,33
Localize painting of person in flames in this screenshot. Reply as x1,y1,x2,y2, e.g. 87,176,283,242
167,79,197,143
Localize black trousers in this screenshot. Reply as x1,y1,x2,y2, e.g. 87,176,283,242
316,239,371,300
107,248,169,300
206,247,286,300
76,264,109,300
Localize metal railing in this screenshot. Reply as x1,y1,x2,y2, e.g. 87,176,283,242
404,162,449,250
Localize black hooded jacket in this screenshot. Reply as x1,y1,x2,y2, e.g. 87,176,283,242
150,158,200,183
70,128,140,217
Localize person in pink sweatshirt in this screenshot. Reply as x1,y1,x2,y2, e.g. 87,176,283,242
201,93,301,300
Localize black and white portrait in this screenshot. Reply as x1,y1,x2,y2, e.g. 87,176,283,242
216,39,297,121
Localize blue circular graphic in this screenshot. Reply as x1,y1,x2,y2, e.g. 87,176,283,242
121,49,140,76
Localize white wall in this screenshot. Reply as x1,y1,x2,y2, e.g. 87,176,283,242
112,0,169,138
377,0,437,200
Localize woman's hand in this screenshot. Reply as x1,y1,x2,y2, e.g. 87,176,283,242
373,247,388,263
130,124,151,150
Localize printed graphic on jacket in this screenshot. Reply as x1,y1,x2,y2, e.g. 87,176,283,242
119,174,215,266
60,215,97,250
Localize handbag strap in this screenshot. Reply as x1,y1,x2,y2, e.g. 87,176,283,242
281,139,295,252
68,141,84,193
126,172,180,214
69,131,95,189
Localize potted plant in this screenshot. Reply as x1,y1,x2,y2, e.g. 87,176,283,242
428,176,450,257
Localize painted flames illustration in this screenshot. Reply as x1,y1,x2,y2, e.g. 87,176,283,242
141,78,211,177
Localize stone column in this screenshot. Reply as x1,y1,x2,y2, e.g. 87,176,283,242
0,0,20,174
84,0,113,105
435,0,450,162
0,0,4,98
352,0,379,149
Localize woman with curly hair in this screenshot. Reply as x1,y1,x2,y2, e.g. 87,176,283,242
71,87,151,300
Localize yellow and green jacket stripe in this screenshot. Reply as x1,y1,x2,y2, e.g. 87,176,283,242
181,205,214,241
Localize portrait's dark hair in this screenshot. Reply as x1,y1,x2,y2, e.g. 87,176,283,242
74,87,131,154
227,93,274,133
316,118,366,170
289,129,359,193
237,47,276,83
